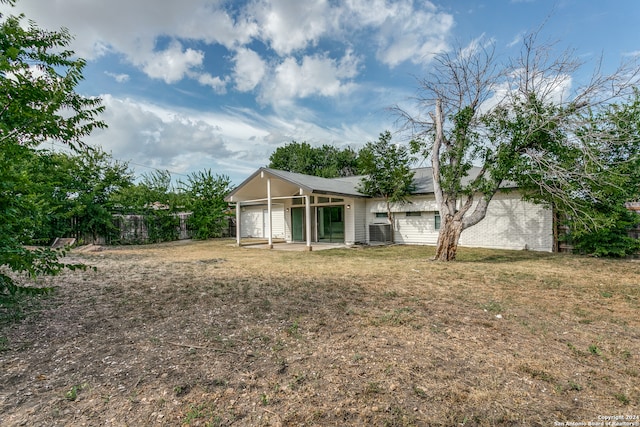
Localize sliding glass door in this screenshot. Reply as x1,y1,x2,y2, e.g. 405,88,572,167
317,206,344,243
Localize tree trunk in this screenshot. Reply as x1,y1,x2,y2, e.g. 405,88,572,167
386,200,394,243
434,216,464,261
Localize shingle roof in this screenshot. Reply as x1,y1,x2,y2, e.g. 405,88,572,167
262,168,367,197
226,166,516,202
264,167,508,195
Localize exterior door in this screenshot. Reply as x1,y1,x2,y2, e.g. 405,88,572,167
317,206,344,243
291,207,305,241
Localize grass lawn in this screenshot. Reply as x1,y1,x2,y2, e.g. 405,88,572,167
0,239,638,426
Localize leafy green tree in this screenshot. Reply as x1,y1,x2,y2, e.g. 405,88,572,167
144,210,180,243
112,170,175,214
1,143,42,243
25,151,75,242
268,141,360,177
139,170,183,243
357,131,415,238
110,170,186,243
69,149,133,242
30,148,133,243
487,91,640,258
1,3,105,306
0,10,104,148
180,170,232,240
316,144,360,177
559,94,640,257
570,210,640,257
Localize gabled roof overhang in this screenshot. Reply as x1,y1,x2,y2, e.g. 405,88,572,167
225,167,366,203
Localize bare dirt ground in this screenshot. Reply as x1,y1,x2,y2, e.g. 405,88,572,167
0,239,639,426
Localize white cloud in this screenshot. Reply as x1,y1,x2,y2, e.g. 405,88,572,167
479,70,573,116
507,31,525,48
88,95,238,178
260,50,360,104
85,96,309,181
342,0,400,26
534,73,573,104
0,0,448,180
173,4,259,49
105,71,130,83
2,0,455,98
344,0,453,67
458,34,496,61
85,94,382,183
0,0,254,83
195,73,228,94
248,0,333,55
233,48,267,91
1,0,256,58
96,96,218,151
136,42,204,84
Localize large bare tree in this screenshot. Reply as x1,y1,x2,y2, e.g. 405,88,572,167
399,32,639,261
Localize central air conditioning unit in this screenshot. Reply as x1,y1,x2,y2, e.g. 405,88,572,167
369,223,392,244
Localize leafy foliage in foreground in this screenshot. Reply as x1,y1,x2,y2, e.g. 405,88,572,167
0,247,89,313
1,5,104,308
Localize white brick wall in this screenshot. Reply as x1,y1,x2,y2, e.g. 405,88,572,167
458,191,553,251
364,191,554,252
394,212,440,245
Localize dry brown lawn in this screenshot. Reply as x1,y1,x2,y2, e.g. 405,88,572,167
1,239,639,426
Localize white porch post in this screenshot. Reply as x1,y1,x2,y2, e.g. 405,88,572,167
305,194,312,251
235,202,241,246
267,177,273,249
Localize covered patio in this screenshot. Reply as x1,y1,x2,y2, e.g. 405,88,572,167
225,167,365,251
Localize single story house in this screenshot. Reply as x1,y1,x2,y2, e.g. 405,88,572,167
225,167,554,252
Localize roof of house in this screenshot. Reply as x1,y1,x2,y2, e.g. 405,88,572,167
263,168,367,197
225,166,516,202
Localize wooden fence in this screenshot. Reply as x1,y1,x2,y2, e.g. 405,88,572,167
72,213,236,245
112,212,192,244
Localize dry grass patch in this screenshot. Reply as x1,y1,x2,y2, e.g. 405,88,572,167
0,239,638,426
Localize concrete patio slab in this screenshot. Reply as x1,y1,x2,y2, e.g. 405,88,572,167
241,242,347,251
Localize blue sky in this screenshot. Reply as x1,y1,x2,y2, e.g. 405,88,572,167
3,0,639,184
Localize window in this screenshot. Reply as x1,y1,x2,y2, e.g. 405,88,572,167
375,212,387,218
406,211,421,217
293,197,314,205
317,196,330,203
434,212,441,230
